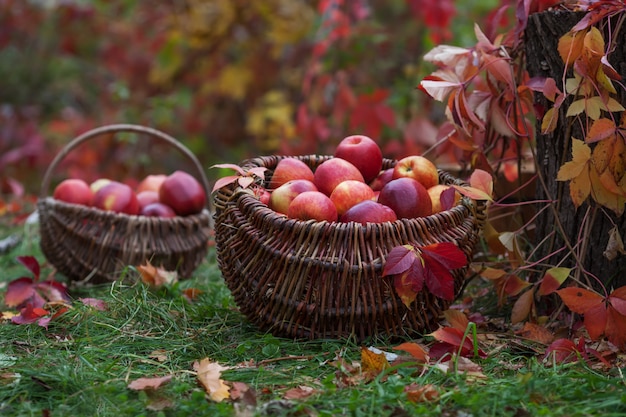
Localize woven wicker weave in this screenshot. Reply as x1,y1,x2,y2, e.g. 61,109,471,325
38,124,212,284
213,155,487,340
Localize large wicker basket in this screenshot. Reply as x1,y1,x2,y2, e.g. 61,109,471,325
38,124,212,284
213,155,487,340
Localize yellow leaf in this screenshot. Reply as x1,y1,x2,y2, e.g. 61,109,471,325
541,107,559,134
592,136,615,174
193,359,230,402
610,136,626,183
596,66,617,94
566,98,586,118
590,168,625,215
569,165,591,208
558,139,590,181
558,30,586,65
361,347,390,375
217,65,253,100
583,27,605,59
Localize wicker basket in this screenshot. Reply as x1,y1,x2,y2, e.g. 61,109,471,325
213,155,487,340
38,124,212,284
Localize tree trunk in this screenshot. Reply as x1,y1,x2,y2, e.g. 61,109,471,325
525,11,626,290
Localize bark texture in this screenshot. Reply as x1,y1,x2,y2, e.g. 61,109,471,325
525,11,626,289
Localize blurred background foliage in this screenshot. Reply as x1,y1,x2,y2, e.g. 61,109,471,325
0,0,504,197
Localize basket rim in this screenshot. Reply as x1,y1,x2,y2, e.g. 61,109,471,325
39,123,211,210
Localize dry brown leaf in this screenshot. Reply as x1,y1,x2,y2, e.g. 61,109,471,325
436,355,487,380
443,309,470,331
193,358,230,402
127,375,173,390
137,261,178,287
405,383,440,403
149,349,168,362
515,322,555,345
283,385,318,400
361,347,390,374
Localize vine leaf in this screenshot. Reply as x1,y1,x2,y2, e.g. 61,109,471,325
211,164,267,193
557,138,591,208
452,169,494,202
556,286,626,348
537,267,571,296
383,242,468,306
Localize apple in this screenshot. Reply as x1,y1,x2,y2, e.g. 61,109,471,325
269,158,315,189
377,177,432,219
159,171,206,216
288,191,338,222
329,180,376,216
334,135,383,183
428,184,462,213
137,174,167,193
369,168,394,191
269,179,318,215
140,202,176,218
89,178,112,194
256,187,271,205
93,181,140,214
392,155,439,189
340,200,398,224
53,179,94,206
136,190,160,209
313,158,365,196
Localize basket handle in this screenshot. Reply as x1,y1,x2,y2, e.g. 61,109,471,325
40,124,211,207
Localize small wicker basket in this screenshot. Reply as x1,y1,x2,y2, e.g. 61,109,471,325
38,124,212,284
213,155,487,340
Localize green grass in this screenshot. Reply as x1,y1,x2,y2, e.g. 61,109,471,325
1,223,626,416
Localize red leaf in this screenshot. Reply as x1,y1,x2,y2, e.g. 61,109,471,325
422,253,455,301
128,375,173,391
36,281,70,304
79,298,108,311
469,169,494,198
537,267,570,296
443,309,470,331
11,304,49,325
605,306,626,349
556,287,604,314
420,242,468,270
383,245,416,276
608,286,626,316
17,256,40,280
394,268,422,308
5,277,35,307
430,327,474,356
544,338,580,364
584,303,608,341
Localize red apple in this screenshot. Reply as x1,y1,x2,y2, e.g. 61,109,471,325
340,200,398,224
137,174,167,193
377,177,432,219
288,191,338,222
93,181,140,214
159,171,206,216
256,187,271,205
140,202,176,218
392,155,439,189
269,179,318,215
369,168,394,191
90,178,112,194
313,158,365,196
334,135,383,183
329,180,376,216
136,190,160,209
428,184,461,213
53,179,94,206
269,158,315,189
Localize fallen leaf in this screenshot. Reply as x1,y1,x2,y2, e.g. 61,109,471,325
392,342,429,362
127,375,173,390
405,383,439,403
149,349,168,362
137,261,178,287
515,322,554,345
283,385,317,400
361,347,390,375
78,298,108,311
193,358,230,402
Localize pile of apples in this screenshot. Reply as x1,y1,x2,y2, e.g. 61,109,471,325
52,171,206,217
260,135,460,224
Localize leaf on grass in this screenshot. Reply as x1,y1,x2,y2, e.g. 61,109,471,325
10,304,49,325
283,385,318,400
78,298,108,311
361,346,390,375
128,375,173,390
405,383,439,403
429,327,480,358
435,355,487,380
393,342,429,362
5,256,69,310
182,288,204,303
193,358,230,402
137,261,178,287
